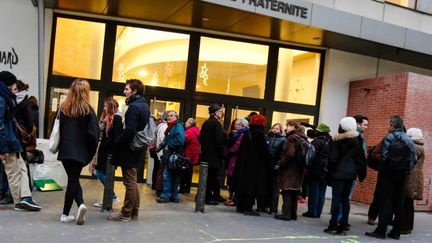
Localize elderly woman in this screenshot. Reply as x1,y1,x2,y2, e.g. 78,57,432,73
179,118,200,194
225,118,249,206
233,115,271,216
400,128,425,235
156,110,185,203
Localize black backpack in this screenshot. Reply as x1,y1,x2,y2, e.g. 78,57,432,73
294,134,316,168
386,133,411,172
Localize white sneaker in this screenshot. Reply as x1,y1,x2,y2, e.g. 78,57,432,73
113,197,121,205
93,202,102,208
76,204,87,225
60,214,75,223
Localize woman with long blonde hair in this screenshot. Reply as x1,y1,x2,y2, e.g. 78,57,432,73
57,79,99,225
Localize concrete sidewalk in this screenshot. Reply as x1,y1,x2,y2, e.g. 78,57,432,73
0,179,431,243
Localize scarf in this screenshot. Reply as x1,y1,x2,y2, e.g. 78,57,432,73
164,120,177,136
16,90,27,105
234,127,248,139
0,81,17,113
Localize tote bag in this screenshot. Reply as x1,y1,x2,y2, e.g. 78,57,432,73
48,110,61,153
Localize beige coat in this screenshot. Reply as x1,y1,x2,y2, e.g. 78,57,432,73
404,140,425,200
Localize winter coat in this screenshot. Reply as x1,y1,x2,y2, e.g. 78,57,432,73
199,116,226,168
226,129,248,177
380,128,417,175
234,125,272,196
404,140,425,200
161,121,185,164
58,108,99,166
96,114,123,172
265,132,286,169
183,126,200,165
155,122,168,160
277,131,307,190
16,95,33,133
113,95,150,168
328,130,366,181
0,96,22,154
309,134,332,180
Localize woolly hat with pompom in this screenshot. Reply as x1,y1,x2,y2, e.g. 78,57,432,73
339,117,357,132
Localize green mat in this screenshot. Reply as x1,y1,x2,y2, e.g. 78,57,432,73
33,179,63,192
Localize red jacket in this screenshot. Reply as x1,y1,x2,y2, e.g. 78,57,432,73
183,126,200,165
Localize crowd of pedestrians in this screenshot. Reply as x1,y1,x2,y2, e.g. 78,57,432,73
0,70,426,240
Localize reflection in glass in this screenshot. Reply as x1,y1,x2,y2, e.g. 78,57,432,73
272,111,314,128
230,108,258,124
196,37,268,99
52,18,105,80
275,49,320,105
112,26,189,90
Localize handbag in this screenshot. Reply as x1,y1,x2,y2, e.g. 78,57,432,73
48,110,61,153
167,152,191,174
12,117,36,151
367,139,384,171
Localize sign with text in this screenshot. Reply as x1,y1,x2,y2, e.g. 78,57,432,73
0,47,19,69
203,0,312,25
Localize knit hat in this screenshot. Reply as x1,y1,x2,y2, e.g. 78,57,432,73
0,71,17,86
339,117,357,132
249,114,266,127
316,122,331,133
208,103,222,114
407,128,423,141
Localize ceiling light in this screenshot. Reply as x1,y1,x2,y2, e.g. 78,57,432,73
138,70,148,77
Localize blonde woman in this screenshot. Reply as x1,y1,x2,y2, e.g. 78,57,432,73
57,79,99,225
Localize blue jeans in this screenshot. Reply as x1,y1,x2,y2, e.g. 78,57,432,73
307,179,327,217
330,179,354,227
94,169,117,199
161,167,179,200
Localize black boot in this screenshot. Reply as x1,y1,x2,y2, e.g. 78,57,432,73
0,193,13,205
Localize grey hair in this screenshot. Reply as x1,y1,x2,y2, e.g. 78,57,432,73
186,117,196,127
167,110,179,119
160,111,168,121
237,118,249,128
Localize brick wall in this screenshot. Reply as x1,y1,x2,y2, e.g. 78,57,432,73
346,72,432,211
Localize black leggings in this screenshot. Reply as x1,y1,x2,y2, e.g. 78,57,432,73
61,160,84,215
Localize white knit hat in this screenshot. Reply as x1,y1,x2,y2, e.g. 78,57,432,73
407,128,423,141
339,117,357,132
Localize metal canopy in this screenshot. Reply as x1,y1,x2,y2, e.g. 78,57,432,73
44,0,432,70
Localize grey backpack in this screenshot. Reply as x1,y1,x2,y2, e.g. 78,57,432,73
130,116,156,151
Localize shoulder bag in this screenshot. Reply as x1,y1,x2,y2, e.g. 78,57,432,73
48,110,61,153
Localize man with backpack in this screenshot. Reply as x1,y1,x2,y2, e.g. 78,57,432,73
365,115,416,240
108,79,150,222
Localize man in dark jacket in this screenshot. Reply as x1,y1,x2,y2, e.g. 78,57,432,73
108,79,150,222
199,103,226,205
0,71,40,211
366,115,416,240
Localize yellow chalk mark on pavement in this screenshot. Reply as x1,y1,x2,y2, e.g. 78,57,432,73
199,230,360,242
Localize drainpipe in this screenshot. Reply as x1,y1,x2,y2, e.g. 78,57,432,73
37,0,45,138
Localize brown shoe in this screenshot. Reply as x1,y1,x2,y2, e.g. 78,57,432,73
107,212,131,222
156,197,169,203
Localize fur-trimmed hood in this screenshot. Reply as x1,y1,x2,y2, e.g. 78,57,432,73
333,130,359,141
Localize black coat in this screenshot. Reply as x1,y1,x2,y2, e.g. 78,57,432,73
58,108,99,166
16,96,33,133
199,116,226,168
96,114,123,172
328,131,366,181
309,134,331,180
265,132,286,168
113,95,150,168
233,125,272,197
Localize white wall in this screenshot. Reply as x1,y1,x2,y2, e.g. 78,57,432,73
319,49,432,135
0,0,38,96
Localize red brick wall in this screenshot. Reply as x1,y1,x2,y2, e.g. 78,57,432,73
346,72,432,211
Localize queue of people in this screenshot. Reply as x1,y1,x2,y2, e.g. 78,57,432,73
0,70,426,241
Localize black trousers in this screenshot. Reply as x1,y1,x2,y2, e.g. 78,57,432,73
373,172,406,237
281,190,299,219
179,166,193,192
151,152,160,190
400,197,414,232
61,160,84,215
205,167,220,201
368,173,381,220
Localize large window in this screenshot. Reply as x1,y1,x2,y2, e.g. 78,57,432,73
386,0,417,8
112,26,190,89
272,111,314,127
52,18,105,80
196,37,268,99
274,49,321,106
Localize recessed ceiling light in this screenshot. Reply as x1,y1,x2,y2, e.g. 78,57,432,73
202,17,210,21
